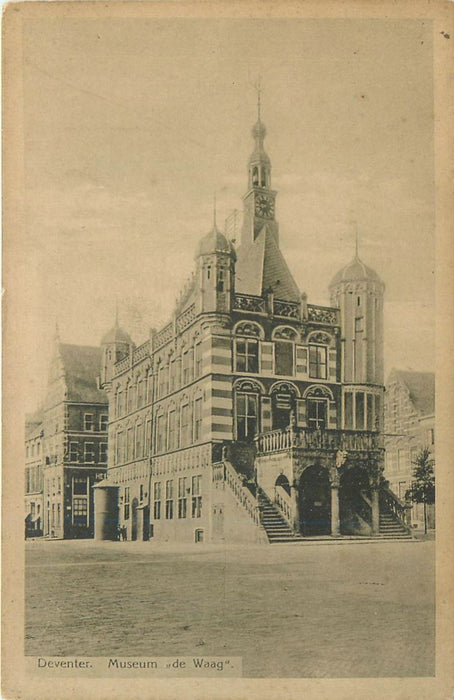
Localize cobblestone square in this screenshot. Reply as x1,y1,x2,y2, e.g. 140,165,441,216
25,539,434,678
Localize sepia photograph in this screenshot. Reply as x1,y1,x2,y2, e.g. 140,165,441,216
3,1,454,698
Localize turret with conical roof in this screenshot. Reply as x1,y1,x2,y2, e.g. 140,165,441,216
329,248,385,386
100,309,134,387
195,203,236,315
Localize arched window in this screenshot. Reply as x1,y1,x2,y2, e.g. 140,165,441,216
234,322,262,374
252,166,259,186
135,422,144,459
234,380,262,441
273,327,298,377
167,408,177,451
304,386,332,430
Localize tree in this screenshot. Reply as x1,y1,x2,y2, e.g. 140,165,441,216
405,447,435,534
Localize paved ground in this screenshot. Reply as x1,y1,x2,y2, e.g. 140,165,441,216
25,539,435,678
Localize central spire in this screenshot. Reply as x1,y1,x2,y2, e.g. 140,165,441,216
248,78,271,189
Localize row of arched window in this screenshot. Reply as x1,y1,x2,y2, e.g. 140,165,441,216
155,341,203,399
114,372,152,419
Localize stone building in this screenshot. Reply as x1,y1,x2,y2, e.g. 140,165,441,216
33,333,109,539
384,369,435,531
95,108,411,544
25,410,44,537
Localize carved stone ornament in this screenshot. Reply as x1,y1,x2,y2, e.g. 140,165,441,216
236,322,262,337
274,326,298,340
308,331,331,345
305,385,331,398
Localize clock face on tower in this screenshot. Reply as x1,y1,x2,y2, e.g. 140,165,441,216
255,194,275,219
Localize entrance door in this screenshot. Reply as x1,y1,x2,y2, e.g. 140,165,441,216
131,498,139,541
299,465,331,536
271,387,296,430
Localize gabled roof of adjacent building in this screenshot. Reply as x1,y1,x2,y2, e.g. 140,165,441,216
59,344,107,404
235,225,301,302
25,409,43,439
389,369,435,416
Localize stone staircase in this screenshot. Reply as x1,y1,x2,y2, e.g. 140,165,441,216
258,489,305,544
379,511,413,539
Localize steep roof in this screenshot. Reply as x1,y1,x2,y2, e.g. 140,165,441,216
235,225,300,302
59,344,107,404
25,409,43,439
391,369,435,416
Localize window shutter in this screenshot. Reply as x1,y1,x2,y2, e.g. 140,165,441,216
296,399,306,427
260,341,274,375
329,349,337,381
261,396,272,433
296,346,307,379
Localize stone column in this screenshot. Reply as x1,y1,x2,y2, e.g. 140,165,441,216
330,487,340,537
371,488,380,536
291,483,300,533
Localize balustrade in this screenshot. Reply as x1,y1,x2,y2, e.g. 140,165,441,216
233,293,266,313
176,303,196,332
380,486,411,529
155,322,173,350
306,304,339,325
274,484,293,524
212,460,260,526
114,355,131,376
133,341,150,364
256,426,381,455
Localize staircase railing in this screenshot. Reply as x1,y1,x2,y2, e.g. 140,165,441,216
356,491,372,526
380,486,412,531
274,484,293,525
213,460,261,526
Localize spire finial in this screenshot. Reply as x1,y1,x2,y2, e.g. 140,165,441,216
355,222,359,259
115,300,119,327
55,319,60,343
255,74,262,122
213,192,217,230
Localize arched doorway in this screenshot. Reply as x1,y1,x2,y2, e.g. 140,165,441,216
271,383,297,430
131,498,139,541
275,473,291,495
339,465,371,535
299,465,331,536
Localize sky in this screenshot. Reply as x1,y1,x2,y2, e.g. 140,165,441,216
19,17,435,412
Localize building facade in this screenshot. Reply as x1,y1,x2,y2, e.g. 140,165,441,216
94,108,414,544
384,369,435,531
25,411,44,537
27,336,109,539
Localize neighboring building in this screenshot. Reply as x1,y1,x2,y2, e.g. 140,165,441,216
25,411,44,537
384,369,435,531
33,335,109,539
95,107,412,544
